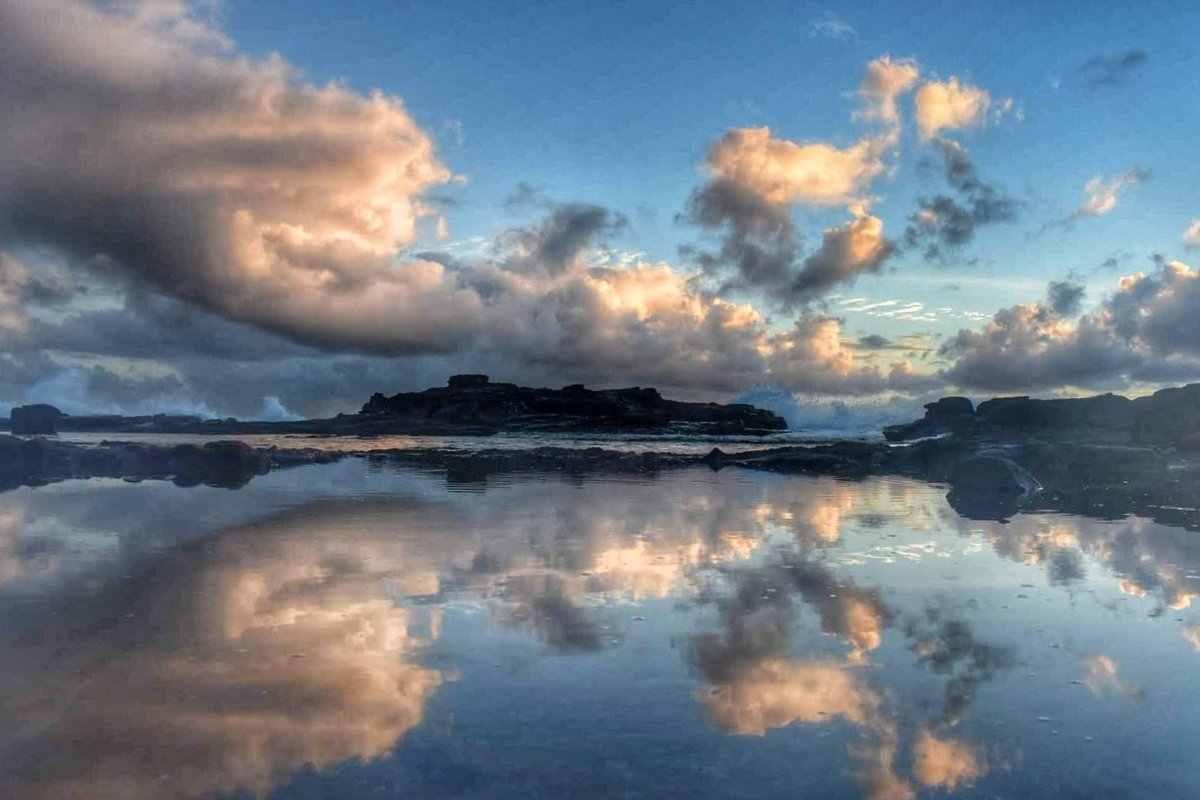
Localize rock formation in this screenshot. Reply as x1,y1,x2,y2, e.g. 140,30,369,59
10,404,63,435
361,375,787,433
884,383,1200,447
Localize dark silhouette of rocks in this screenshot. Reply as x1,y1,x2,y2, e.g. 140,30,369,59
360,375,787,433
884,383,1200,446
10,404,63,435
10,381,1200,529
0,435,322,491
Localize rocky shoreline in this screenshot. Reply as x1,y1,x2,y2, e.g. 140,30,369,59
4,381,1200,528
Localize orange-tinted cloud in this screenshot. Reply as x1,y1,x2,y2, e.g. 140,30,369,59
915,78,990,139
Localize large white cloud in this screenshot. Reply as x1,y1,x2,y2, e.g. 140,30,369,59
0,0,485,353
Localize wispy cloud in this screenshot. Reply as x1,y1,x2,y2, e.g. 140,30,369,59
1073,169,1145,219
1183,219,1200,248
808,14,856,40
1078,49,1147,87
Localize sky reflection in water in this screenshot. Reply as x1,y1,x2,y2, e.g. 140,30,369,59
2,462,1199,799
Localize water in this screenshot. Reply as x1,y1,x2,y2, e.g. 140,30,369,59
2,460,1199,799
51,426,880,455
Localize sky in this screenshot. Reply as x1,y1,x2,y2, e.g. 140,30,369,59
1,0,1199,424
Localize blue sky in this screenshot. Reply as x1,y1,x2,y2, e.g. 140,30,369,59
220,0,1200,339
1,0,1199,418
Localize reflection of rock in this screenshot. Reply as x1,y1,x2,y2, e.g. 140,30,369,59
0,435,277,491
946,454,1041,521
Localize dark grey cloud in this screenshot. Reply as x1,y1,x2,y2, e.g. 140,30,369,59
1078,50,1147,87
941,263,1200,393
1047,280,1085,316
857,334,893,350
502,181,553,211
684,178,893,308
0,0,483,355
904,138,1018,261
683,178,801,294
501,202,628,275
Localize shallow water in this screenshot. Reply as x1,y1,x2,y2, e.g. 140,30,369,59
2,461,1199,799
52,426,879,455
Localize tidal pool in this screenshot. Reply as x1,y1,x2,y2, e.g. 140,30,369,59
1,460,1199,799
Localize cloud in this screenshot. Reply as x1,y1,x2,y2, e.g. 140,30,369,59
0,7,938,408
682,58,913,307
0,0,475,354
1047,280,1085,316
3,223,927,416
792,206,894,301
1183,219,1200,248
1184,625,1200,652
1079,50,1147,87
939,291,1138,392
498,202,628,275
0,253,79,338
856,56,920,127
707,127,891,207
942,261,1200,392
808,14,856,41
904,138,1018,258
856,334,894,350
914,78,990,139
767,315,931,395
0,253,32,335
1074,170,1145,218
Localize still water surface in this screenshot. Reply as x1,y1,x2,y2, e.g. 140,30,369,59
2,461,1199,798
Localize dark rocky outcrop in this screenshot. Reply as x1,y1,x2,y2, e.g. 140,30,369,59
359,375,787,434
883,397,975,441
885,384,1200,446
10,404,64,435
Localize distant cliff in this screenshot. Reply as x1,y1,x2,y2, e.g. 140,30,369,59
884,384,1200,446
361,375,787,434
